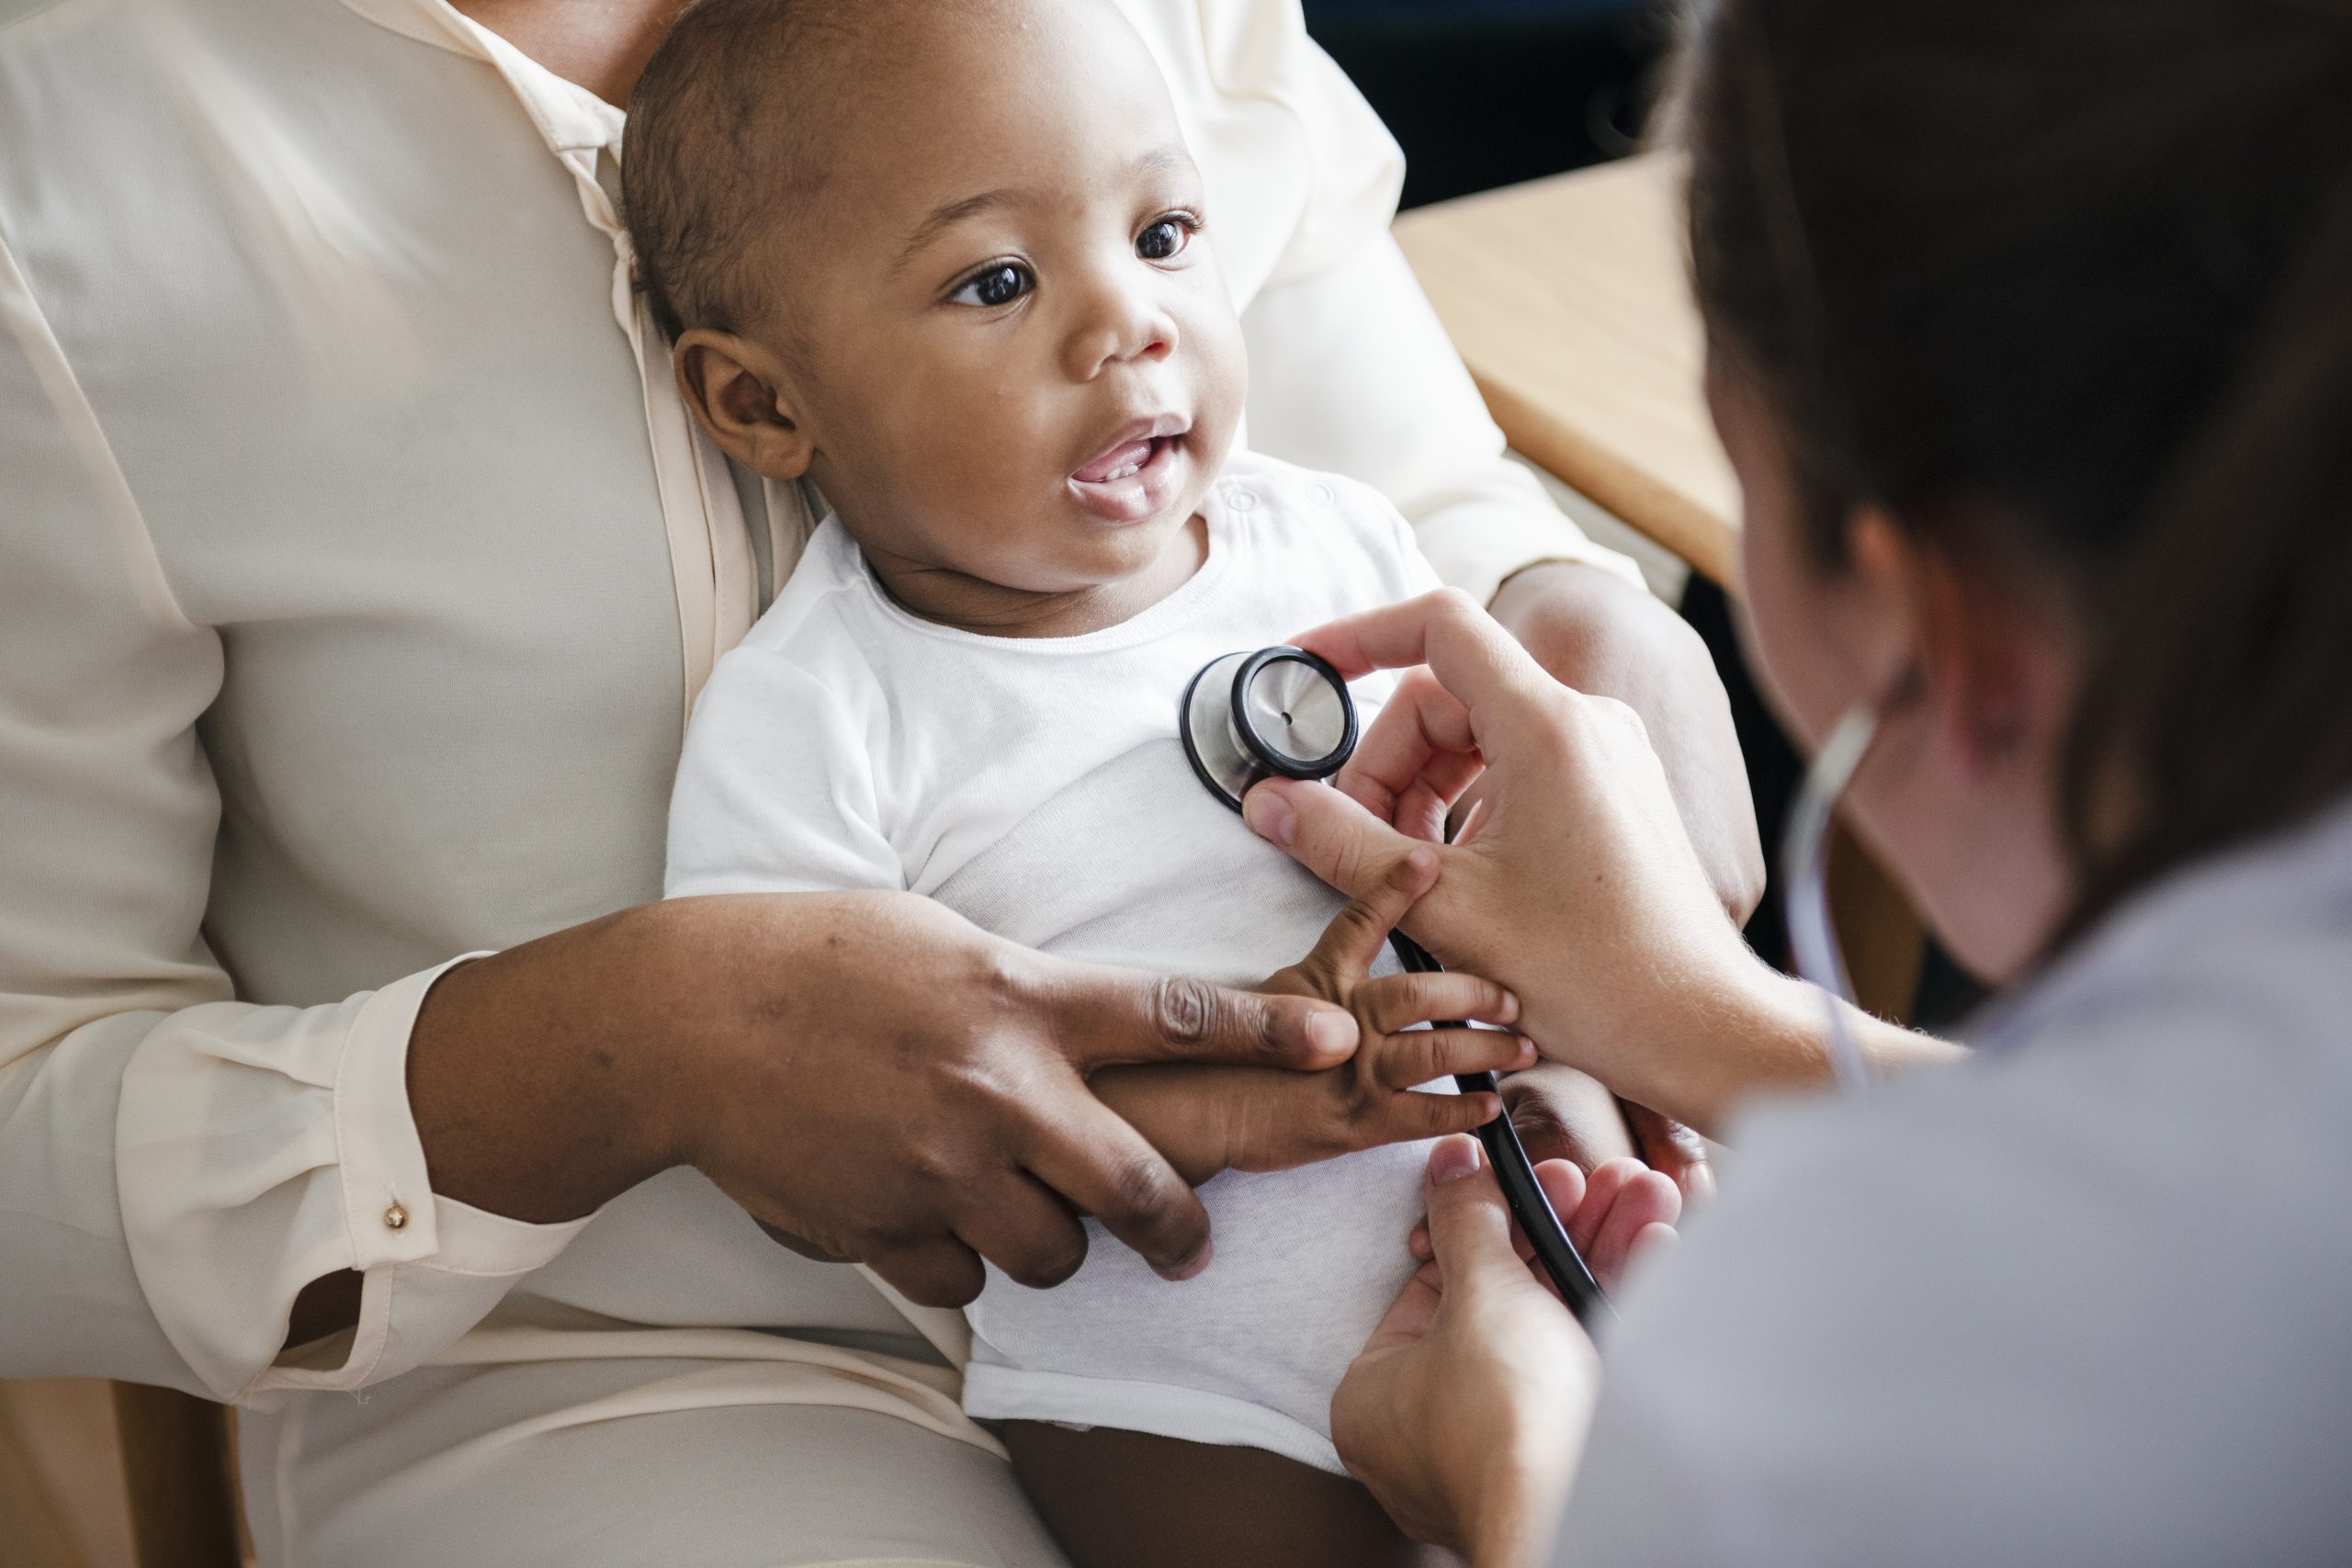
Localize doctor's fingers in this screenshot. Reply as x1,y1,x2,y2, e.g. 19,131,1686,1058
1558,1157,1680,1293
1419,1137,1538,1297
1017,1092,1214,1280
1334,666,1484,839
1295,589,1555,714
1246,772,1448,923
1622,1100,1716,1202
1045,960,1359,1073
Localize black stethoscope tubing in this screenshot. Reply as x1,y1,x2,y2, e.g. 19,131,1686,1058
1386,930,1612,1325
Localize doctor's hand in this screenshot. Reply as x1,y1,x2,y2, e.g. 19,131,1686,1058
395,890,1367,1319
1095,846,1530,1186
1332,1136,1608,1568
1245,590,1817,1139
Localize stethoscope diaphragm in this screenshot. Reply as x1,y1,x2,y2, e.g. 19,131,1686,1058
1180,646,1359,811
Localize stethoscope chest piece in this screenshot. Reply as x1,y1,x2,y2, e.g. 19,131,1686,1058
1182,646,1360,810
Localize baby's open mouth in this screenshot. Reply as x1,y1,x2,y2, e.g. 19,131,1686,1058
1067,416,1190,522
1071,434,1168,485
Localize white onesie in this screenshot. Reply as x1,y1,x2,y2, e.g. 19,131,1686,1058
664,452,1444,1472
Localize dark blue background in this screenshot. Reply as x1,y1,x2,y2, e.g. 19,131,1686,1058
1301,0,1666,209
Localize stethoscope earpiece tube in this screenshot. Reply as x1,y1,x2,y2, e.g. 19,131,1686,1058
1388,931,1615,1327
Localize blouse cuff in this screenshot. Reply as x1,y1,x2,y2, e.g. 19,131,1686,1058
116,953,600,1401
245,956,596,1397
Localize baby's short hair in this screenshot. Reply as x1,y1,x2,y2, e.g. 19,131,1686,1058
622,0,881,343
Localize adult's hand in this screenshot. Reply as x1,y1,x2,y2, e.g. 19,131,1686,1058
1333,1135,1660,1568
1487,561,1762,924
399,891,1362,1313
1244,589,1838,1136
1500,1064,1715,1204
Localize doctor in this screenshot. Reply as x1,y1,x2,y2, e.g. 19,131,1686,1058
1247,0,2352,1562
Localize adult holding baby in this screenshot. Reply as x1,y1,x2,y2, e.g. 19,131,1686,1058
1247,1,2352,1563
0,0,1749,1562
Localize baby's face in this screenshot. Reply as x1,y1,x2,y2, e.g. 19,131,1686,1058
741,0,1244,606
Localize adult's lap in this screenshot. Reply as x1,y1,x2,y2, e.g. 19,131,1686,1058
243,1357,1071,1568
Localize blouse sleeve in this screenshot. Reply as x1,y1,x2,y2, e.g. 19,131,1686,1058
0,235,587,1404
1201,0,1649,606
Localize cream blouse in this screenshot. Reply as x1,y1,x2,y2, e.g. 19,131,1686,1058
0,0,1637,1411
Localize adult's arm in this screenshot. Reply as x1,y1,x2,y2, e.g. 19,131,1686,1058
1244,591,1960,1136
0,239,1358,1394
0,239,590,1400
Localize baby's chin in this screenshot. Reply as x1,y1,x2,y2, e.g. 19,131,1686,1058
1008,502,1205,597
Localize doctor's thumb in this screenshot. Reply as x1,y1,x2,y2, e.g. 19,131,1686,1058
1244,776,1419,902
1420,1136,1522,1284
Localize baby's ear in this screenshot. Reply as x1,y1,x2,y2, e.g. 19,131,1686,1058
673,329,815,479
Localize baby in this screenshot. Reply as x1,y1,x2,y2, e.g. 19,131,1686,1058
633,0,1577,1560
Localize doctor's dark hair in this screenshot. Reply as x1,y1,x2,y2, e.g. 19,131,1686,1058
1677,0,2352,935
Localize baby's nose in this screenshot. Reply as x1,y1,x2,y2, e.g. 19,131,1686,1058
1066,282,1180,378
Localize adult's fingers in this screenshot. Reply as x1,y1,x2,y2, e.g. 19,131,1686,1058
1293,846,1442,987
1294,589,1555,719
1419,1136,1529,1294
1359,970,1519,1037
1018,1087,1215,1280
954,1171,1091,1291
1335,667,1483,839
1244,771,1430,908
1504,1065,1638,1172
1623,1100,1717,1202
865,1235,989,1309
1416,1156,1587,1267
1549,1156,1680,1293
1050,962,1358,1072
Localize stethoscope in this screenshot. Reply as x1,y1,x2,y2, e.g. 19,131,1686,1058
1182,648,1615,1326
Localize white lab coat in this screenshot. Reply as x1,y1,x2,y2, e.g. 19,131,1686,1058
1557,795,2352,1566
0,0,1636,1559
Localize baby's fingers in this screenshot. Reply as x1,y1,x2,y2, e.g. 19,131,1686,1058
1289,848,1442,993
1363,1085,1506,1151
1369,1024,1533,1090
1360,970,1520,1036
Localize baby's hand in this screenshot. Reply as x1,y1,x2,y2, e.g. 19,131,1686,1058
1092,848,1531,1187
1408,1154,1681,1297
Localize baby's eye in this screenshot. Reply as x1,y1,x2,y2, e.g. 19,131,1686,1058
948,263,1034,309
1136,218,1193,262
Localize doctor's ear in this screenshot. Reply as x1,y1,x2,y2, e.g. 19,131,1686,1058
1847,507,2073,780
673,329,815,480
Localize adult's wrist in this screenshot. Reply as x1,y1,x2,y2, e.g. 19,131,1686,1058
1590,958,1833,1140
1453,1379,1583,1568
406,901,695,1224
